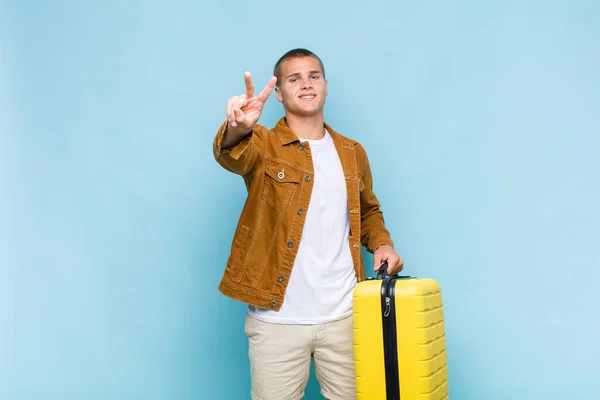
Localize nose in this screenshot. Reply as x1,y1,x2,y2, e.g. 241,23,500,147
301,78,312,89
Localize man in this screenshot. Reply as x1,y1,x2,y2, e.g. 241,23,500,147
213,48,403,400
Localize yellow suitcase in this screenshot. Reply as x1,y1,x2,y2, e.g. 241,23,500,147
353,263,449,399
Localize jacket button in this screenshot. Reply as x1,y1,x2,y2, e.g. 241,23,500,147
297,208,303,215
277,275,284,282
305,175,311,182
287,240,294,248
270,300,277,307
298,143,305,150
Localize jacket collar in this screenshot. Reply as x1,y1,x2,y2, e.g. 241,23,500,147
273,117,299,145
273,117,356,146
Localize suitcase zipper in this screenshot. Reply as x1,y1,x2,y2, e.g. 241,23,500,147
384,297,391,317
381,277,401,400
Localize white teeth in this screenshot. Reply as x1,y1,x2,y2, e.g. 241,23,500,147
300,95,315,99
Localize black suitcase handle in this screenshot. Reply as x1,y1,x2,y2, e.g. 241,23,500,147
376,262,389,279
376,262,411,280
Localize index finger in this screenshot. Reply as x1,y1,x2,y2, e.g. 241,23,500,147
244,72,255,98
256,76,278,102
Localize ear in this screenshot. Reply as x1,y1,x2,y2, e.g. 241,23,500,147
325,79,328,96
274,85,283,102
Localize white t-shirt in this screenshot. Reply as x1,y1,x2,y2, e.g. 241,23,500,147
248,130,357,324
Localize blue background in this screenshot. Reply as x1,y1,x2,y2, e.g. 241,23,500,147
2,0,599,399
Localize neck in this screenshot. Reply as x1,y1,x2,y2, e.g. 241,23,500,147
285,112,325,140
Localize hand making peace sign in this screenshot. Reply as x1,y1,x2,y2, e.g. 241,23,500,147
226,72,277,135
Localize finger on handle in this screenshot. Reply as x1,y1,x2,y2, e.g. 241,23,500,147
387,258,395,275
373,252,382,271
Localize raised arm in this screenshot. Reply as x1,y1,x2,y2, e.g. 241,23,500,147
213,72,277,176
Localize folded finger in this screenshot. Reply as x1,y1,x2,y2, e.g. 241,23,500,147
234,107,247,126
230,105,239,127
233,107,244,120
228,99,238,124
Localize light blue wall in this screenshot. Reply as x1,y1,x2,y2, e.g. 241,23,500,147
3,1,599,399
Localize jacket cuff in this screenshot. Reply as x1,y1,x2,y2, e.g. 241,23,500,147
213,120,252,161
370,237,394,253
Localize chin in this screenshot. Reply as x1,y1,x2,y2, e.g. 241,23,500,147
296,109,323,118
296,103,325,116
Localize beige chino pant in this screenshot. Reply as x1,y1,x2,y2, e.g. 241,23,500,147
245,313,356,400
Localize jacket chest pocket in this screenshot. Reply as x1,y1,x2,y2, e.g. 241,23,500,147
263,160,302,209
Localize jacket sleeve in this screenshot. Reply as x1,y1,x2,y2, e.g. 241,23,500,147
212,120,265,177
356,143,395,253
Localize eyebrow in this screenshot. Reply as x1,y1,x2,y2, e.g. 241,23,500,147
285,70,322,79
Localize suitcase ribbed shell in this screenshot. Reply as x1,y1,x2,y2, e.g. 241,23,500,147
353,277,449,399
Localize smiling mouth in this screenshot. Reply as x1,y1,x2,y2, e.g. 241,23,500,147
299,94,316,100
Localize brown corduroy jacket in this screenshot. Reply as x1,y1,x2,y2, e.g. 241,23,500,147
213,117,394,311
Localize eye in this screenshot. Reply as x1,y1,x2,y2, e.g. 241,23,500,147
311,75,320,80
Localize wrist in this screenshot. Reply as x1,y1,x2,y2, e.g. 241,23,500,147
222,123,252,149
227,121,252,137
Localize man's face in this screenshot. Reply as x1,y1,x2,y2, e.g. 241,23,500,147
275,56,328,117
